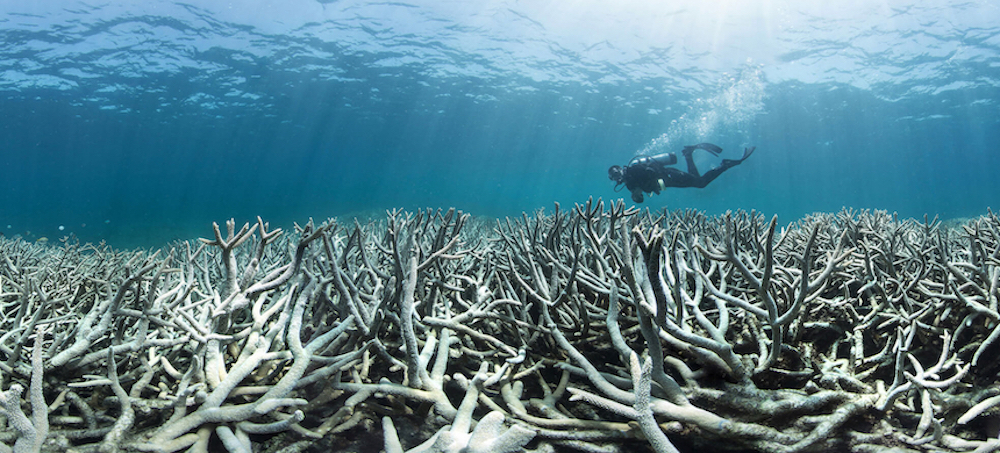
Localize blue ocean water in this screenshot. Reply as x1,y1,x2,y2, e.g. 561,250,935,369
1,0,998,248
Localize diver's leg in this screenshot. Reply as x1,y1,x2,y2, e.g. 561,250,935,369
692,147,756,188
691,167,727,188
680,143,723,176
681,147,702,177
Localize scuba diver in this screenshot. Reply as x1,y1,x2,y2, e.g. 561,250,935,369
608,143,755,203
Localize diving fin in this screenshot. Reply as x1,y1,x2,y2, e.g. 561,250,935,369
720,146,756,169
682,143,723,157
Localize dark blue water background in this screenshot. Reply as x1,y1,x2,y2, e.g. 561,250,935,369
2,1,998,248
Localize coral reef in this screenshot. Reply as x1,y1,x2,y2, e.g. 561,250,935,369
1,201,1000,453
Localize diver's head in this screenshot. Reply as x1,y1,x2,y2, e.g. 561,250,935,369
608,165,624,183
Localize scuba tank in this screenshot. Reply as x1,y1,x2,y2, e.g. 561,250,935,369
628,152,677,167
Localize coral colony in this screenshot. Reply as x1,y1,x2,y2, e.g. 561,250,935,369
1,200,1000,453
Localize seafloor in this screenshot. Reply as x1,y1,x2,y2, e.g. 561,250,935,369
1,201,999,453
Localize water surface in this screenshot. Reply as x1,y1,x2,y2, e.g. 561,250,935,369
2,0,997,247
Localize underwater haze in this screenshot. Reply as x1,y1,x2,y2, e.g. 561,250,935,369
2,0,998,248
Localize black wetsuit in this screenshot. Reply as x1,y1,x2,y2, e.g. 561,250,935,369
611,143,755,203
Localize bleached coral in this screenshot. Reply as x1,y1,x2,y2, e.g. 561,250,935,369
0,205,999,452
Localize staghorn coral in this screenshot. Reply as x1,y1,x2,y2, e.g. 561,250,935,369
0,203,999,452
